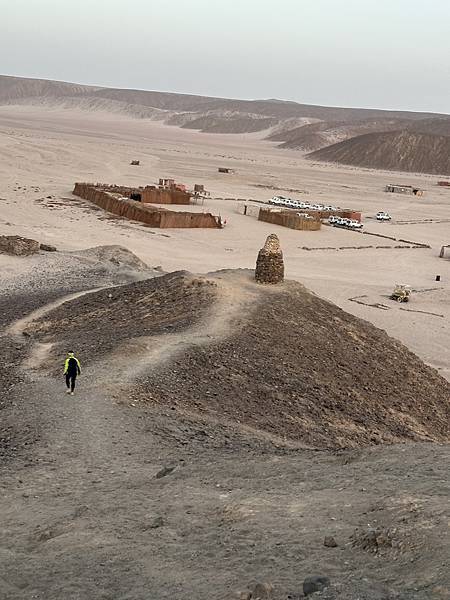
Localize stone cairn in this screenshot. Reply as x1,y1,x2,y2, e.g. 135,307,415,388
255,234,284,284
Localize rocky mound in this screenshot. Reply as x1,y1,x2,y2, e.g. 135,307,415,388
26,271,218,369
27,270,450,449
71,245,151,272
308,130,450,175
133,274,449,448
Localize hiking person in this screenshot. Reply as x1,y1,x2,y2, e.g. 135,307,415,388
64,351,81,395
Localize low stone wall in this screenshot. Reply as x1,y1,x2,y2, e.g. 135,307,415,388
258,208,321,231
73,183,220,229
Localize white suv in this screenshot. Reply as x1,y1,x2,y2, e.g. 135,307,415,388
348,219,363,229
376,211,391,221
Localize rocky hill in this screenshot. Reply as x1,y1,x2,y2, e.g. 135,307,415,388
25,270,450,449
308,130,450,175
267,118,415,151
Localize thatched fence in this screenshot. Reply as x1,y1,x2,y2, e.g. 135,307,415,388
258,208,321,231
73,183,221,229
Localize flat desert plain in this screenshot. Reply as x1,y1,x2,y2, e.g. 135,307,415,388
1,105,448,380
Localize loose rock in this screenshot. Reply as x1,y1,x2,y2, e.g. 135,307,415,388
143,516,164,530
324,536,338,547
40,243,57,252
251,582,274,599
155,465,176,479
0,235,40,256
303,576,331,596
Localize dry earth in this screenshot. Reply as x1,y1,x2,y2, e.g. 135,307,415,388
0,105,449,599
309,131,450,176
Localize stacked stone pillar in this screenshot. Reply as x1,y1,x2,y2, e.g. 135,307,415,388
255,234,284,284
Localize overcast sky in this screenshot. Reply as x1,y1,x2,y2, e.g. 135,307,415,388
2,0,449,113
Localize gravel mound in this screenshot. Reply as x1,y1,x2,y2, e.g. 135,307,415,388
135,275,450,448
26,271,218,368
25,271,450,448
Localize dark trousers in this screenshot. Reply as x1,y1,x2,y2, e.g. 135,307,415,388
65,373,77,392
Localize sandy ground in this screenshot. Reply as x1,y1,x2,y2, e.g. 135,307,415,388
0,104,449,385
0,255,448,600
0,106,449,600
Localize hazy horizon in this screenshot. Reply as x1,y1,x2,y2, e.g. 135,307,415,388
2,0,449,114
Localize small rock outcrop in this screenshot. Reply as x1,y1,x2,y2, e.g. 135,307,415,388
40,243,57,252
250,582,274,599
303,576,331,596
324,535,338,548
255,234,284,284
0,235,40,256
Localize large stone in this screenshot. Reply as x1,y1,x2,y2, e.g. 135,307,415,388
40,243,57,252
303,576,331,596
255,234,284,284
251,582,274,599
324,535,338,547
0,235,40,256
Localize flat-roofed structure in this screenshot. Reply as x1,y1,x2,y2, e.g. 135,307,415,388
385,184,424,196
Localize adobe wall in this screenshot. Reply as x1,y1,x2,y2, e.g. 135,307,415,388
141,187,191,205
258,208,321,231
73,183,220,229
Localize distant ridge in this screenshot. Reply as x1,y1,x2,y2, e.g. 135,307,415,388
1,74,449,174
308,130,450,175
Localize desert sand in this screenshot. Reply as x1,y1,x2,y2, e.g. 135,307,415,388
1,103,450,600
0,105,449,381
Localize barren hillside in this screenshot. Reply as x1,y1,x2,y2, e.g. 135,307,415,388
308,130,450,175
1,74,446,135
26,270,450,449
268,119,416,151
2,244,450,599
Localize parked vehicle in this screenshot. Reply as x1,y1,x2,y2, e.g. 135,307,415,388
328,215,340,224
391,284,411,302
376,211,391,221
348,219,363,229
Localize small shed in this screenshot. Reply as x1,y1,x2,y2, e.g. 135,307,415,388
218,167,234,174
385,184,423,196
159,178,175,188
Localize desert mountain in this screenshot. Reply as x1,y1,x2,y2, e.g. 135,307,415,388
308,130,450,175
2,74,449,174
266,118,417,151
0,74,445,133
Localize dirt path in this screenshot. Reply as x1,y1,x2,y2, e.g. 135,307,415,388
1,278,449,600
8,288,105,371
101,271,259,385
